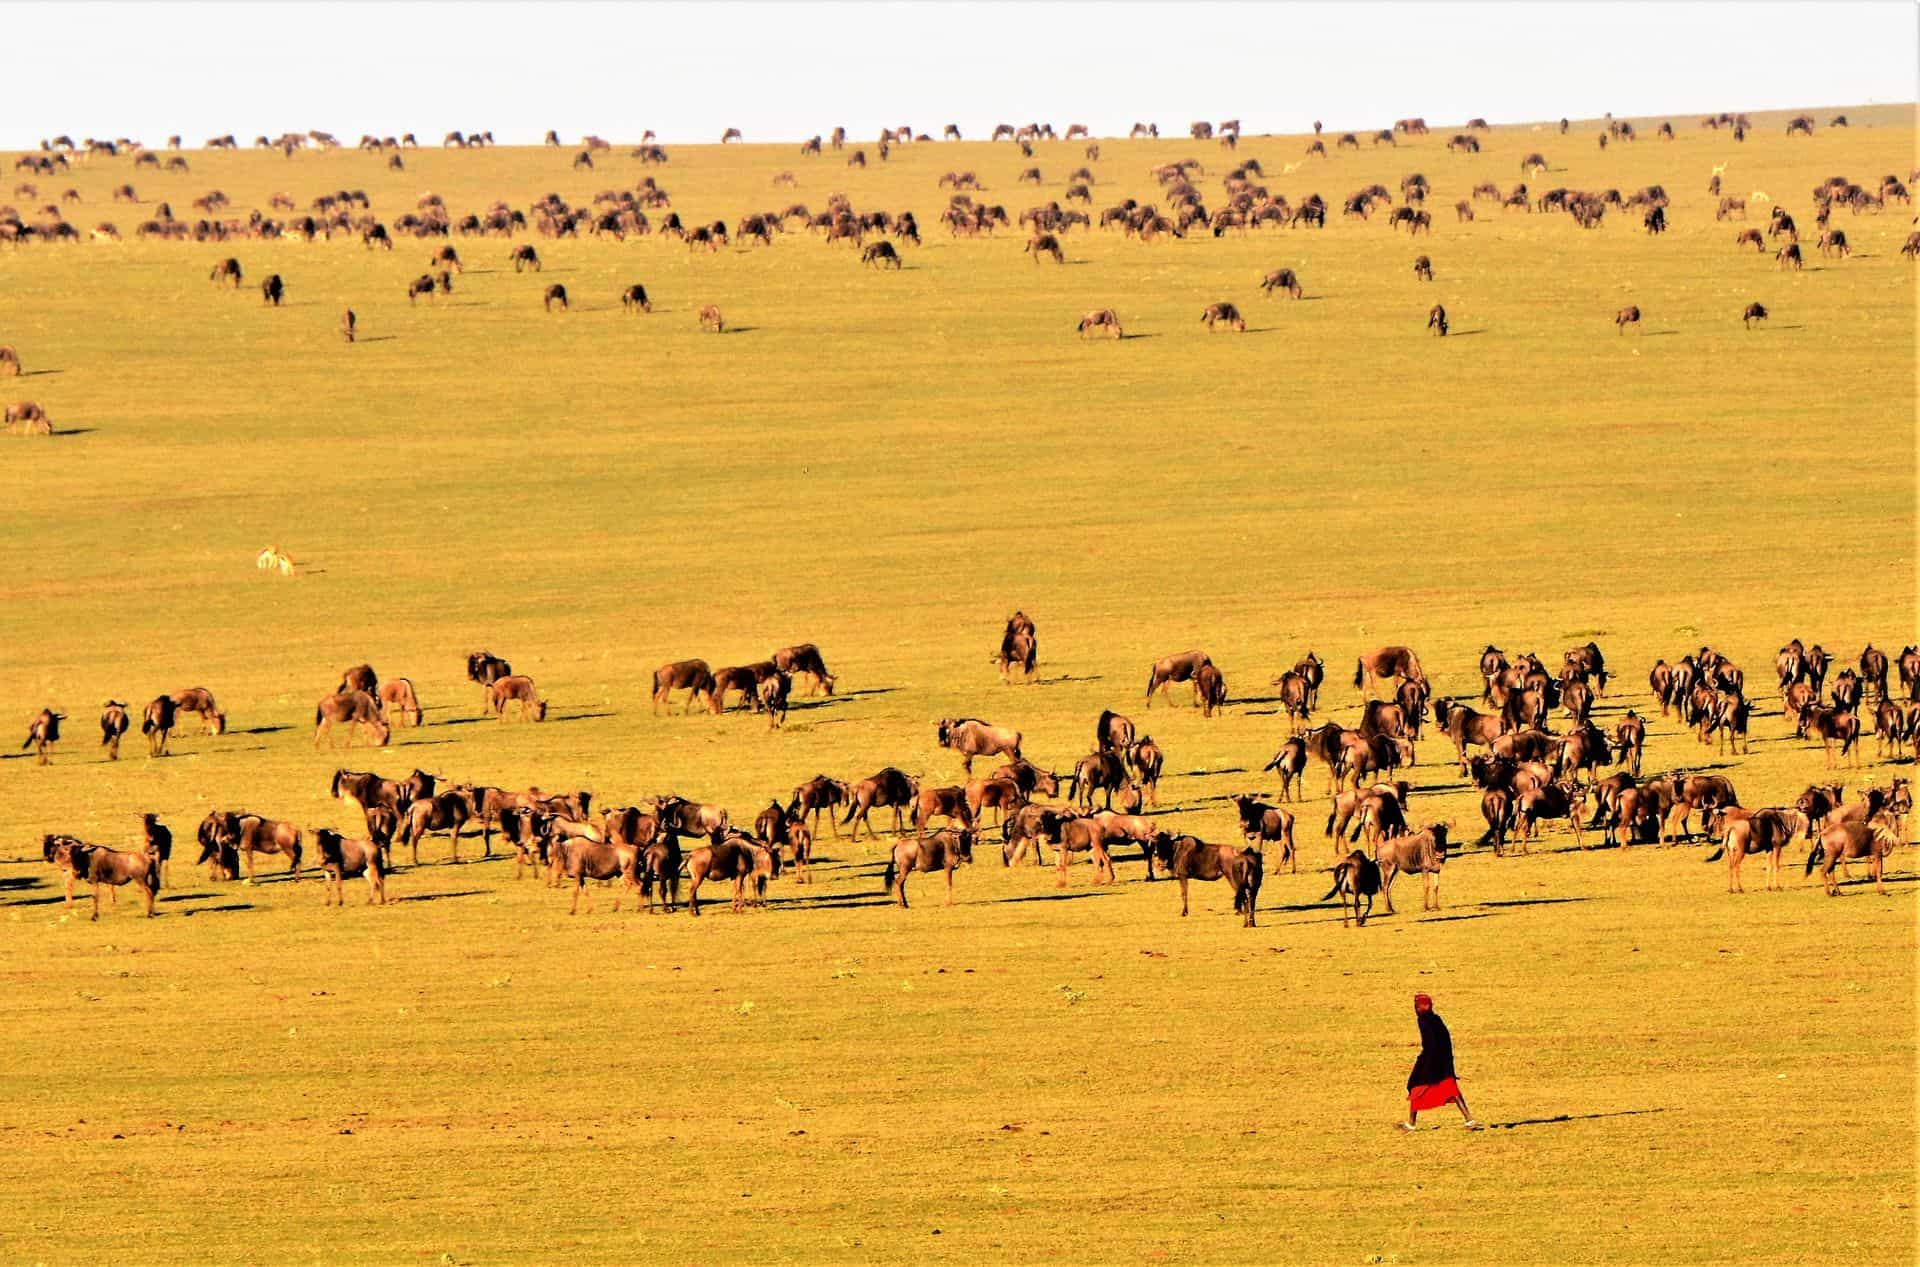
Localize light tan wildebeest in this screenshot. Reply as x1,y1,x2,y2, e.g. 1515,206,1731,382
1805,819,1900,896
379,678,423,726
886,828,974,906
1375,823,1449,914
685,832,773,916
1354,646,1424,699
485,674,547,722
204,811,303,883
937,717,1022,773
1076,308,1122,338
170,687,227,735
1145,650,1213,706
314,690,391,747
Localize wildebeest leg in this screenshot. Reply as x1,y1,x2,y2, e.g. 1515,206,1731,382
91,880,105,921
1178,875,1189,915
1379,869,1397,914
945,863,957,906
1056,848,1071,889
687,873,703,916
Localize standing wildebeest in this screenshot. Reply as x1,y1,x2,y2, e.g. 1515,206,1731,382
936,717,1022,773
99,701,129,759
1615,305,1641,333
685,833,773,916
1376,824,1449,914
543,284,568,312
1096,709,1137,752
553,835,640,914
863,241,903,268
1433,699,1503,773
1857,644,1890,701
66,839,162,920
1355,646,1424,699
698,304,725,332
1195,663,1228,716
260,274,284,305
1068,749,1129,811
1413,255,1434,281
204,811,303,883
340,309,356,343
997,611,1038,682
407,274,437,305
773,643,836,695
170,686,227,735
1126,736,1164,806
1146,650,1213,706
1806,820,1900,897
1742,301,1769,329
1152,834,1262,926
141,694,176,755
1262,736,1309,802
1234,794,1297,873
1644,207,1667,234
1777,243,1802,270
1801,706,1860,767
1705,807,1806,893
1260,268,1303,299
379,678,422,727
1025,234,1063,264
338,663,378,696
510,244,541,272
314,690,391,747
1201,302,1246,332
621,284,652,312
757,672,791,728
1613,711,1646,776
843,767,919,841
1323,850,1384,926
1427,304,1447,336
886,828,974,907
651,659,715,714
22,707,62,764
1816,229,1849,259
314,828,388,906
209,257,243,287
467,651,511,707
1076,308,1122,339
1272,670,1314,733
488,674,548,722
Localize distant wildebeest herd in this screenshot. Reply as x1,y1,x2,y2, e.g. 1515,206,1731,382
6,111,1911,436
26,613,1917,922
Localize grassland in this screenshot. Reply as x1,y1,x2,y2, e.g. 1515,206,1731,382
0,105,1914,1265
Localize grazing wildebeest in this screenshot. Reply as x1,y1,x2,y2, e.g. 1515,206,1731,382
862,240,903,268
314,828,387,906
1427,303,1447,335
1234,794,1297,873
542,284,568,312
844,767,919,841
1375,824,1449,914
22,707,62,764
99,701,129,759
1068,749,1129,811
1145,650,1213,706
1413,255,1434,282
996,611,1038,682
773,643,836,695
1195,663,1228,716
378,678,422,727
1515,781,1588,851
1152,834,1262,926
1741,301,1770,329
260,274,284,305
685,833,773,916
886,828,974,907
1806,820,1900,897
1433,699,1503,774
1614,305,1642,333
620,284,652,313
510,244,541,272
170,686,227,735
1736,227,1766,252
313,690,390,747
1323,851,1384,926
1704,807,1805,893
1777,243,1802,270
486,674,547,722
1355,646,1424,699
757,671,791,728
1262,736,1309,802
788,775,850,837
698,304,725,332
1076,308,1122,339
1025,233,1063,264
204,812,303,883
710,663,778,713
1200,302,1246,332
1261,268,1302,299
651,659,715,714
406,274,437,304
209,257,243,287
1644,207,1666,234
936,717,1022,774
6,399,51,435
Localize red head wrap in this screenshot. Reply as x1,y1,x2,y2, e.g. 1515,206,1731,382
1413,993,1433,1012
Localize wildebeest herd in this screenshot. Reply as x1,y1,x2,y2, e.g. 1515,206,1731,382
5,110,1912,439
27,613,1917,921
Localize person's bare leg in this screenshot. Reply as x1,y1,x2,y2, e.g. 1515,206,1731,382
1455,1095,1481,1129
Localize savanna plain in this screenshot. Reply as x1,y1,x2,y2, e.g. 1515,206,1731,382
0,104,1914,1265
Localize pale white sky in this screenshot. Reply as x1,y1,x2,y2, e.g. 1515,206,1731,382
6,1,1914,148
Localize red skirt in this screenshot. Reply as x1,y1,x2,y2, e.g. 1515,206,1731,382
1408,1077,1462,1111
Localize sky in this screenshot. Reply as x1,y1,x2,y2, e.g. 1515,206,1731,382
4,1,1914,149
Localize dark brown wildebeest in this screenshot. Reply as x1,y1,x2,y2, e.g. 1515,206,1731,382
1076,308,1122,339
204,811,302,883
1614,305,1642,333
1025,233,1064,264
1871,699,1911,758
314,828,387,906
510,244,541,272
1801,706,1860,767
1323,850,1384,926
650,795,728,845
621,284,652,312
260,274,284,305
1233,794,1297,873
331,767,420,823
312,690,389,747
1643,207,1666,235
1427,303,1447,335
1806,819,1899,896
1777,243,1802,270
1271,670,1313,734
338,663,378,696
22,707,62,764
406,274,437,304
1001,803,1081,867
170,686,227,735
1433,699,1503,773
1145,650,1213,706
1096,708,1137,753
1152,834,1262,926
209,257,243,287
1816,229,1849,259
710,663,777,713
1858,644,1890,701
773,643,836,695
1903,232,1920,260
685,832,773,916
1126,737,1164,806
1340,732,1414,790
698,304,724,333
788,774,850,837
1413,255,1434,282
378,678,422,727
466,651,511,708
403,791,478,865
0,344,19,376
937,717,1022,774
1490,727,1556,765
1736,228,1766,251
1262,736,1309,803
1375,823,1449,914
886,828,974,907
651,659,715,714
1355,646,1424,699
1704,807,1805,893
844,767,919,841
996,612,1039,682
1831,669,1864,715
1741,301,1769,329
1200,302,1246,332
542,284,569,312
140,694,176,756
339,309,356,343
1515,781,1587,851
44,835,108,909
862,240,903,268
757,671,790,729
1612,711,1646,776
98,701,129,759
1293,651,1326,708
1068,749,1129,811
1665,773,1741,843
1260,268,1302,299
1195,663,1228,716
1301,722,1350,796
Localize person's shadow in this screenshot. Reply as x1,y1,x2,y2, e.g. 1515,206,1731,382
1489,1108,1668,1130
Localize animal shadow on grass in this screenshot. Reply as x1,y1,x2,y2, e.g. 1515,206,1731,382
998,891,1112,904
834,687,902,700
20,368,62,376
1447,328,1489,338
1035,673,1103,685
1118,332,1158,340
180,903,256,916
238,725,289,736
1419,912,1494,924
1490,1107,1668,1131
354,335,398,344
545,711,616,725
48,428,95,437
721,325,759,335
0,875,41,891
773,892,895,912
1643,330,1681,338
1480,896,1592,908
392,889,486,904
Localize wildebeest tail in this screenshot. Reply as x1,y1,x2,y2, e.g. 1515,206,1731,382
1323,809,1336,837
1353,659,1364,688
1320,868,1346,903
1145,668,1157,700
882,853,896,892
1803,844,1823,876
1702,844,1725,863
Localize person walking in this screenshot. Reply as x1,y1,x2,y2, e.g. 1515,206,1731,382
1401,993,1481,1131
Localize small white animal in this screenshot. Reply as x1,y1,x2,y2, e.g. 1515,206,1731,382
1750,190,1771,204
255,546,296,576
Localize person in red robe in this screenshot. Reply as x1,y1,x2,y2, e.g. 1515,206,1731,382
1401,993,1481,1131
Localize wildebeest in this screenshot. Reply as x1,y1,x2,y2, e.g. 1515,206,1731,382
340,309,356,342
1262,736,1309,802
863,240,903,268
1354,646,1424,698
170,686,227,735
1068,749,1129,811
1805,819,1900,896
1076,308,1122,339
22,707,62,764
203,811,303,883
209,257,243,287
1613,711,1646,776
773,643,836,695
1433,699,1503,773
1233,794,1297,873
620,283,652,312
1260,268,1302,299
685,832,773,916
1126,736,1164,806
651,659,715,714
510,244,541,271
885,828,974,907
314,690,391,747
1800,706,1860,767
1413,255,1433,281
5,400,51,435
996,611,1038,682
98,701,129,759
1427,303,1447,335
1644,207,1666,234
698,304,724,332
1025,233,1063,264
488,674,548,722
543,284,568,312
260,274,284,305
1777,243,1802,270
1151,834,1262,926
937,717,1022,774
1615,305,1642,333
1323,850,1384,926
844,767,919,841
1704,807,1805,893
67,838,162,920
1375,823,1449,914
1195,663,1228,716
710,663,777,713
1741,301,1770,329
788,774,850,837
1201,302,1246,332
314,828,388,906
407,274,437,304
378,678,422,727
757,671,791,728
1096,708,1137,753
139,694,176,756
1145,650,1213,706
553,835,639,914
